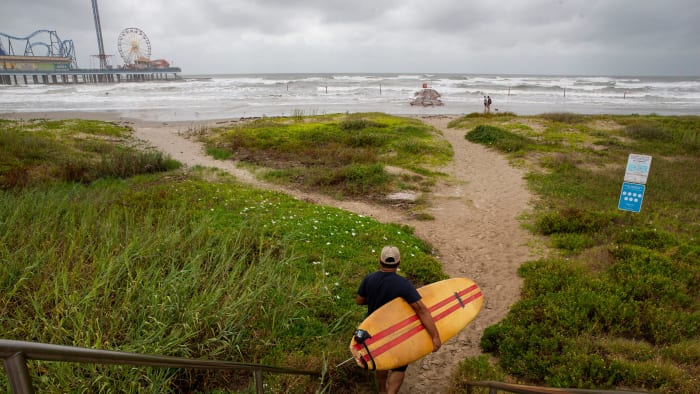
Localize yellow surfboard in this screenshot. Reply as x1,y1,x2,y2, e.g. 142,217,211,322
349,277,483,370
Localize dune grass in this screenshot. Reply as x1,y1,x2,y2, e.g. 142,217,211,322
0,118,446,393
199,113,452,203
0,118,180,189
449,113,700,393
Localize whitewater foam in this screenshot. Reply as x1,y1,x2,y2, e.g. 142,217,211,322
1,73,699,121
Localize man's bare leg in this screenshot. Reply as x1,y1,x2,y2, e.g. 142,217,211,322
376,370,388,394
386,370,405,394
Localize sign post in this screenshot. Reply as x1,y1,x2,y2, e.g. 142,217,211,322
618,154,652,213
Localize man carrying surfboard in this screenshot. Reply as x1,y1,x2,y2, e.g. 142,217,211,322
356,246,442,394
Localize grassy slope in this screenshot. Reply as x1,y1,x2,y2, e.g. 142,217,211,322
448,113,700,394
0,116,446,393
199,113,453,204
4,113,698,393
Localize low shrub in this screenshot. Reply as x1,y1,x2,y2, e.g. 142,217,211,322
465,125,531,152
625,122,674,142
551,233,597,252
0,120,179,189
615,360,690,392
535,208,613,235
517,259,588,297
614,227,677,251
545,343,622,389
205,146,232,160
98,149,181,179
449,355,506,393
339,118,382,131
540,112,588,124
309,163,390,197
662,340,700,364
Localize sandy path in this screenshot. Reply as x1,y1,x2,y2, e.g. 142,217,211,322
398,117,532,393
130,116,534,393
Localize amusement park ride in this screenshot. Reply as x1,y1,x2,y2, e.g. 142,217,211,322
117,27,170,70
0,0,177,83
0,30,77,68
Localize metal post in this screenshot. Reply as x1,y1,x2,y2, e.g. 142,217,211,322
91,0,108,69
3,352,34,394
255,369,264,394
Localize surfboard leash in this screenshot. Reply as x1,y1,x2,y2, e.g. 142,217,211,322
353,329,376,370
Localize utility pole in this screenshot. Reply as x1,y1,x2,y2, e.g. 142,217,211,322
91,0,107,69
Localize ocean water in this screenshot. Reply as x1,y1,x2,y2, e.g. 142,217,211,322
1,73,699,121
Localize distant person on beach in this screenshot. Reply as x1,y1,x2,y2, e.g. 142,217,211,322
483,96,488,113
356,246,441,394
487,96,492,113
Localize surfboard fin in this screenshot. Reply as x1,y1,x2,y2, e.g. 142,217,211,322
454,291,466,308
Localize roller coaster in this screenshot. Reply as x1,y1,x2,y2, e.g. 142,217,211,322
0,29,77,69
0,0,180,85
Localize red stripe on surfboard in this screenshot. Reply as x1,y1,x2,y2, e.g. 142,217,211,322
428,284,479,314
361,290,483,363
432,291,483,323
353,284,479,352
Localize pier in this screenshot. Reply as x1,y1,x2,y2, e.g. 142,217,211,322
0,67,182,85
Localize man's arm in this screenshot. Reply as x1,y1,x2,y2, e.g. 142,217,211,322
410,300,441,352
356,295,367,305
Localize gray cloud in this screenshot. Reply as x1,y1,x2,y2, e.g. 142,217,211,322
1,0,698,75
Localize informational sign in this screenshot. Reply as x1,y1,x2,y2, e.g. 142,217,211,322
624,154,652,184
618,182,646,213
618,154,652,213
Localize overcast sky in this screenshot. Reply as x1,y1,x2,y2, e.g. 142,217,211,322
2,0,699,75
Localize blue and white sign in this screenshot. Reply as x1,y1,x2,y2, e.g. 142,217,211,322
618,182,646,213
624,154,652,184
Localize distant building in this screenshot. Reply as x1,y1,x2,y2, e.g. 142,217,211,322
0,55,73,71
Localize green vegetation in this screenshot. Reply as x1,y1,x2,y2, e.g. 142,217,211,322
465,124,533,153
0,118,446,392
199,113,452,202
449,113,700,393
5,113,699,393
0,119,180,189
448,355,507,394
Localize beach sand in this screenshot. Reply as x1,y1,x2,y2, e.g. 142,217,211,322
2,111,535,393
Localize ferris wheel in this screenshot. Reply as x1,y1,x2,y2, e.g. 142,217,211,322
117,27,151,65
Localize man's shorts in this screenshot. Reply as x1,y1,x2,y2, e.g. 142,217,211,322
392,365,408,372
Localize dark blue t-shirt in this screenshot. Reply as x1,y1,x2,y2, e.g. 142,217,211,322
357,271,421,316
